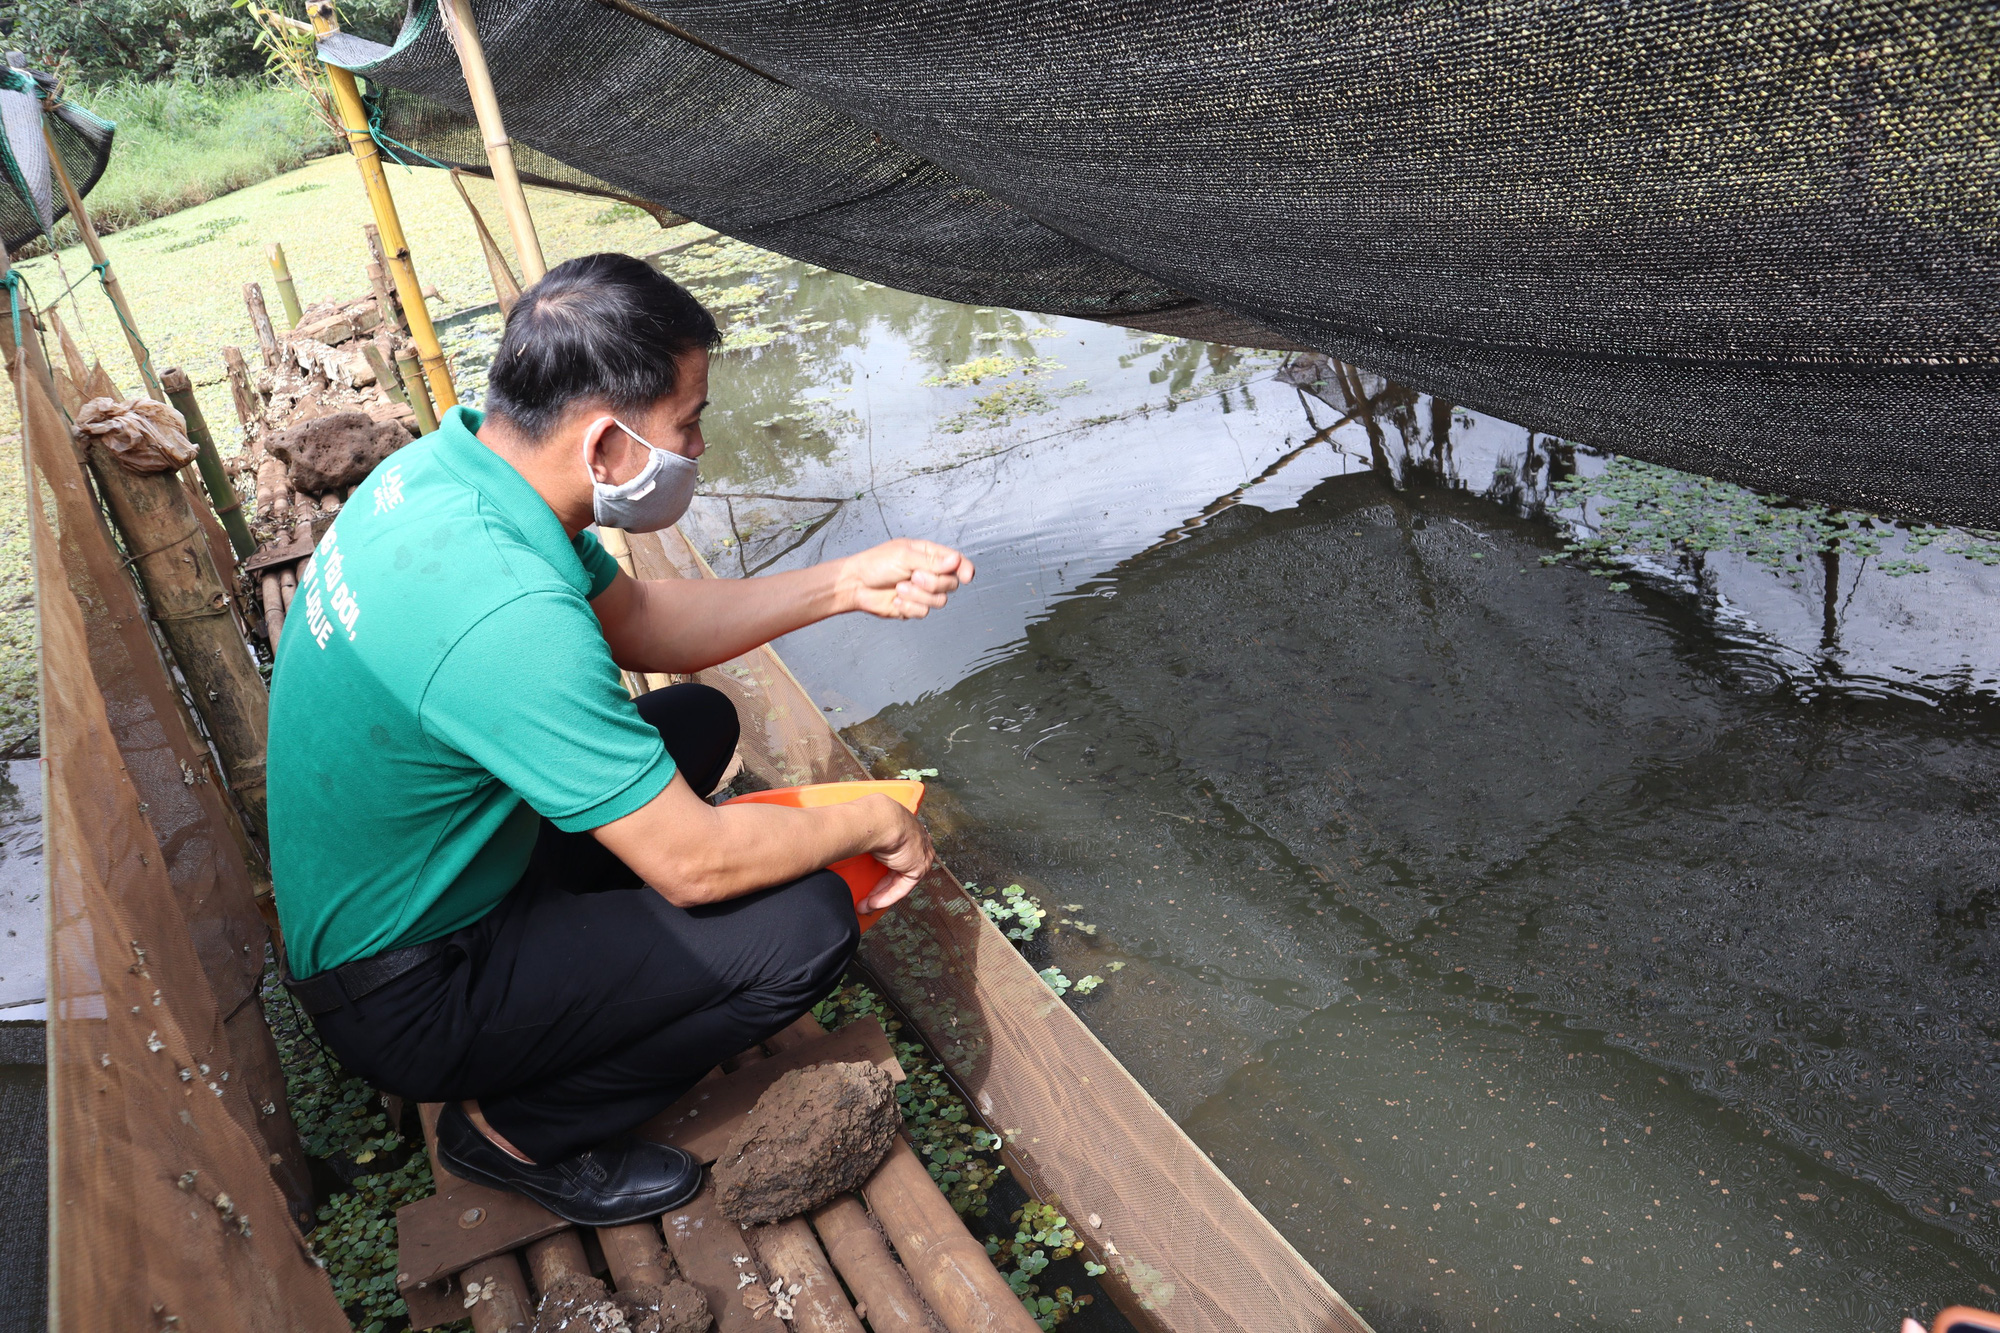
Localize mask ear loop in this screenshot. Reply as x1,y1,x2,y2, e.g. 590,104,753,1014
580,414,623,488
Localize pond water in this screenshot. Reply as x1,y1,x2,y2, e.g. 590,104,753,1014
457,240,2000,1332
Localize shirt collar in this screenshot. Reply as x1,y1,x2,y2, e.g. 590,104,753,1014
432,406,593,597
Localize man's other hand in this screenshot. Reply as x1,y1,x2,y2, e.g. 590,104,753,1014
858,792,935,913
838,539,975,620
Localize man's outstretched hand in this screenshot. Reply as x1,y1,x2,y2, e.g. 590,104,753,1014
838,539,975,620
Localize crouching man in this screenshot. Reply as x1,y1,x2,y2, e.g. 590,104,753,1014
268,253,973,1225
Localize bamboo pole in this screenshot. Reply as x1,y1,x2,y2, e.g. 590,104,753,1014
161,365,256,558
265,242,303,328
810,1195,940,1333
39,116,163,399
305,1,460,411
451,168,522,313
396,349,439,434
440,0,547,283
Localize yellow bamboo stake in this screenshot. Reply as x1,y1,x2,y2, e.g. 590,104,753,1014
297,2,460,411
39,118,163,400
440,0,547,283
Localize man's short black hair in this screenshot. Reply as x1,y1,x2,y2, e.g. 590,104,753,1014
483,252,722,441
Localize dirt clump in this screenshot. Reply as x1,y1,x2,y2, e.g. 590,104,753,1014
713,1060,900,1226
532,1271,711,1333
267,411,413,493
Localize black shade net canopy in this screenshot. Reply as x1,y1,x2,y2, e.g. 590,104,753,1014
326,0,1999,526
0,61,114,257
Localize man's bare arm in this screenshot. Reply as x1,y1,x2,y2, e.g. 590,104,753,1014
593,773,933,912
592,538,974,675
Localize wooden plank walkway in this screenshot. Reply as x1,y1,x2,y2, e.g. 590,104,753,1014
394,1015,1033,1333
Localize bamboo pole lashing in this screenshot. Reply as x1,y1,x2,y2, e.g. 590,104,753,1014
440,0,547,284
266,242,304,328
38,115,164,400
306,1,459,411
161,364,257,558
244,282,281,368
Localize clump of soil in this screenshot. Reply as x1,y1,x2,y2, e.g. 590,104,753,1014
267,411,413,493
713,1061,900,1226
532,1271,711,1333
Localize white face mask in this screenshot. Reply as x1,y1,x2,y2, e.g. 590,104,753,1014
590,417,699,533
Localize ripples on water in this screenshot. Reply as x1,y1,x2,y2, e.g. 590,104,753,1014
458,242,2000,1330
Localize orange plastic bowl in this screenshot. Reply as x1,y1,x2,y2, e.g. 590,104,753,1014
722,780,925,932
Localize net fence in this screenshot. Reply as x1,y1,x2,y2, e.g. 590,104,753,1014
325,0,1998,527
17,325,341,1327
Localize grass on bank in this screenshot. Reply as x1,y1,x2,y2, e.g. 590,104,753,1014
26,78,335,253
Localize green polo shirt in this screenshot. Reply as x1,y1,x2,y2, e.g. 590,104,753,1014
268,407,674,977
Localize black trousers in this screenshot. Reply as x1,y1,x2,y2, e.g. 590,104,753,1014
309,683,859,1162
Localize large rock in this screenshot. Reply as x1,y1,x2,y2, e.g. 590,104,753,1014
713,1061,900,1226
268,411,412,494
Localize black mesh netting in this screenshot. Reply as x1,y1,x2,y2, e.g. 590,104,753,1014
0,67,113,255
324,1,1999,527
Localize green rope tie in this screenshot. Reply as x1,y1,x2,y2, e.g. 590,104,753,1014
364,93,450,171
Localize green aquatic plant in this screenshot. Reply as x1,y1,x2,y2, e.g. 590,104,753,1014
974,882,1047,942
1552,457,2000,581
938,380,1061,434
922,354,1062,389
987,1200,1097,1330
267,973,464,1333
897,767,940,780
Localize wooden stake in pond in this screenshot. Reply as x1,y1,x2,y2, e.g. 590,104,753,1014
440,0,547,283
39,113,163,399
361,224,406,329
161,366,256,558
396,349,438,434
244,282,281,369
222,345,261,428
300,2,460,411
265,242,303,329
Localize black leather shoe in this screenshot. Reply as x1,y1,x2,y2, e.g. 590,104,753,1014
435,1103,703,1226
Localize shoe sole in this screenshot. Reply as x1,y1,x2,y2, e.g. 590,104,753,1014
437,1142,704,1228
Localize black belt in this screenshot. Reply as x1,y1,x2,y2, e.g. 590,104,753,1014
281,938,451,1016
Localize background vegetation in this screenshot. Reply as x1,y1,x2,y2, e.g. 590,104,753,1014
1,1,412,250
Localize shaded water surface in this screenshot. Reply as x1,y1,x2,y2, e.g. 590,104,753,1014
479,242,2000,1330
